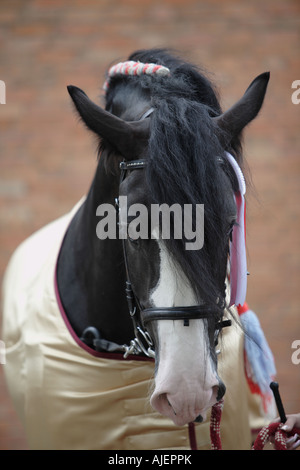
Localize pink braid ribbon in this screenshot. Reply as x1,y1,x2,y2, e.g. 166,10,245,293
224,152,247,307
103,60,170,91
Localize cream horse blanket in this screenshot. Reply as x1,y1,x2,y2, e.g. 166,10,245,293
2,200,267,450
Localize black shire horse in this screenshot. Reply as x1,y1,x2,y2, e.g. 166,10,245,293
2,49,269,450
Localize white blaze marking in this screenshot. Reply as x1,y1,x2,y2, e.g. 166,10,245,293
149,232,219,425
150,232,197,307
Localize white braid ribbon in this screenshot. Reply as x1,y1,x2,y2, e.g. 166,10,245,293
224,152,247,307
103,61,170,91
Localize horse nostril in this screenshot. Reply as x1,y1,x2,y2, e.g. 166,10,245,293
194,414,203,423
216,381,226,401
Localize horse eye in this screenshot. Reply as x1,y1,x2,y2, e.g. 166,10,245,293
227,221,236,242
228,221,237,242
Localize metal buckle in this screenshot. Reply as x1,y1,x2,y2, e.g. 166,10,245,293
135,326,155,358
123,339,142,358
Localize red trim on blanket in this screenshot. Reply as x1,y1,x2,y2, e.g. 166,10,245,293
54,262,154,363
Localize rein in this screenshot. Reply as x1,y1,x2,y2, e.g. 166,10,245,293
209,402,300,450
210,382,300,450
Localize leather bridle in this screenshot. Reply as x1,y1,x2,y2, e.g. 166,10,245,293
116,158,231,359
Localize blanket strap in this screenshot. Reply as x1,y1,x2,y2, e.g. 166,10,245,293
210,399,224,450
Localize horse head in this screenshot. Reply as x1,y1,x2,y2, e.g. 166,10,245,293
67,50,269,426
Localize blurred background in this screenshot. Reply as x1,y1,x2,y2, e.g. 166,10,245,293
0,0,299,450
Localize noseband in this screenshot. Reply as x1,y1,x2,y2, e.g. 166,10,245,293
116,158,231,359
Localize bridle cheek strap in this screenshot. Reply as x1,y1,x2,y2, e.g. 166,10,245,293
224,152,247,307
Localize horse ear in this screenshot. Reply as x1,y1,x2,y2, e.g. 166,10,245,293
67,85,149,159
215,72,270,140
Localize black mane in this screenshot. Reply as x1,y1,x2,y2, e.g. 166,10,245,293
105,49,243,309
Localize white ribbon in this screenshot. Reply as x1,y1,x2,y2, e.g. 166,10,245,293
224,152,247,307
